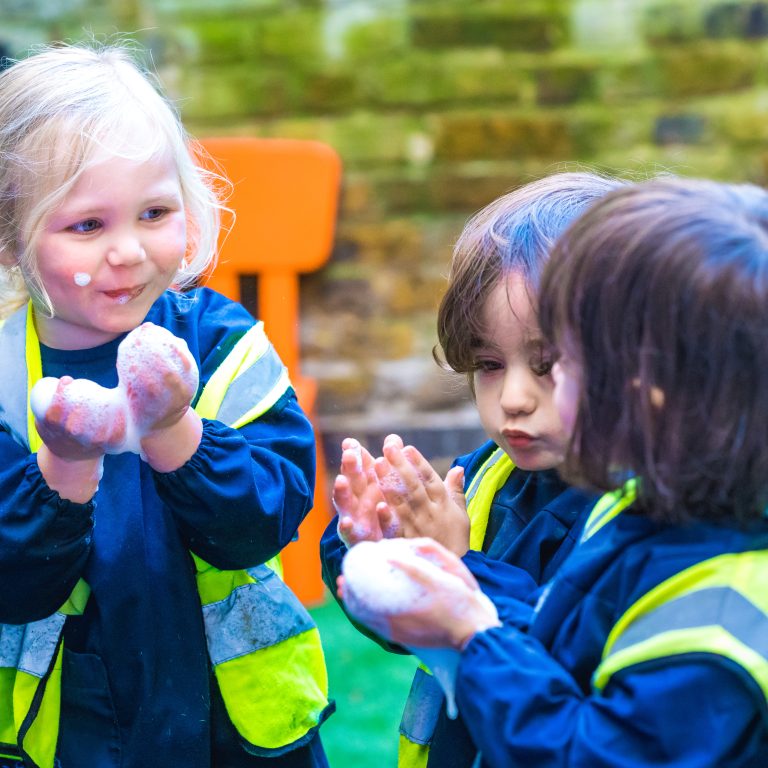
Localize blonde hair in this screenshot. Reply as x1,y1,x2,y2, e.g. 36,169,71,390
0,42,225,319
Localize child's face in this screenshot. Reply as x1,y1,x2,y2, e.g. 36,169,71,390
551,350,581,441
473,272,568,471
30,142,186,349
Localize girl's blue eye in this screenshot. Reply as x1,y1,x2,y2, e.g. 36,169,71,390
69,219,101,233
141,207,167,221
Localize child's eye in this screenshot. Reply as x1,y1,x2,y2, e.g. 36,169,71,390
530,346,556,377
141,207,167,221
68,218,101,234
474,358,504,373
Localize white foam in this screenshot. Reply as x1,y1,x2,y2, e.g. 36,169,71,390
29,322,199,457
342,538,498,718
73,272,91,287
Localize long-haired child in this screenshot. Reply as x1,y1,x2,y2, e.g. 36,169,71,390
321,171,625,767
0,43,332,768
356,176,768,767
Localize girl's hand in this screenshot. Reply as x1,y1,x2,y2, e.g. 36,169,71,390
118,324,198,434
374,435,470,556
34,376,127,460
334,437,401,547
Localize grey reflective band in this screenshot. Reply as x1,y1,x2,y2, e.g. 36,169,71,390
609,586,768,660
399,667,443,745
0,613,65,678
202,565,315,665
215,342,287,426
0,307,29,449
464,448,506,507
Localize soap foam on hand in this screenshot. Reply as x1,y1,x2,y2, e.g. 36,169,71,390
29,323,199,456
342,538,498,719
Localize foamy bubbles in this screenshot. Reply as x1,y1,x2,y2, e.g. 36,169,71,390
73,272,91,287
342,538,498,718
30,322,199,456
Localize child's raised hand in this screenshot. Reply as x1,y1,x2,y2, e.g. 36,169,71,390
334,437,400,547
32,376,127,460
117,323,199,434
374,435,470,556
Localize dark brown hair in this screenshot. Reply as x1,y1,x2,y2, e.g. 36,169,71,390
539,177,768,523
435,172,625,388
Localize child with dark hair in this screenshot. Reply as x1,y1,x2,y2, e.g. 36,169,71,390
351,176,768,767
320,172,625,768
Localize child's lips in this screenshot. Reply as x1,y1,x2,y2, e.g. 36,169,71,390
103,285,144,302
503,430,536,448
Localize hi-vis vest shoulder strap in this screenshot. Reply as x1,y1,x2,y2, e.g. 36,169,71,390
0,303,330,768
398,447,515,768
593,549,768,706
577,478,768,708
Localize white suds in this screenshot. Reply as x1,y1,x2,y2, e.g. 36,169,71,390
73,272,91,286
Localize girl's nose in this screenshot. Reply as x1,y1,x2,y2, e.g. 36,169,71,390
499,368,536,416
106,235,146,267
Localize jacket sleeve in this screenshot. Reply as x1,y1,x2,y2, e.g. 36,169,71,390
456,625,767,767
0,431,93,623
153,390,315,570
319,514,410,654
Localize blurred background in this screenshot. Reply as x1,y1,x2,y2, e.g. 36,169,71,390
4,0,768,764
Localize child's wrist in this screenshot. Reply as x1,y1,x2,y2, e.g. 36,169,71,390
140,409,203,473
37,445,103,503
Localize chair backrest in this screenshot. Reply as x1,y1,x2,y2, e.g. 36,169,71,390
198,137,342,378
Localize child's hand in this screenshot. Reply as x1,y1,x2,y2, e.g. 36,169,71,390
32,376,127,460
384,539,501,650
117,323,199,434
334,437,400,547
374,435,470,556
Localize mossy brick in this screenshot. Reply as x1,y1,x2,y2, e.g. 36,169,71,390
339,220,425,267
298,69,360,113
654,41,759,97
183,17,261,64
341,15,410,62
428,170,529,213
653,113,708,145
433,112,580,162
257,11,325,65
382,273,446,317
704,1,768,39
642,2,703,45
534,62,600,105
409,9,566,51
368,320,418,359
598,58,664,103
178,64,303,120
317,371,375,415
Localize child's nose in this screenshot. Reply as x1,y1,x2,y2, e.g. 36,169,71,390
499,368,536,416
106,234,147,267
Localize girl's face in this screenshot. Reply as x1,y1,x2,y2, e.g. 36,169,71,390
551,350,581,441
29,141,186,349
472,272,569,471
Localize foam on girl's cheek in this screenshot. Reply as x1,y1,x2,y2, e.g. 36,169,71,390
73,272,91,287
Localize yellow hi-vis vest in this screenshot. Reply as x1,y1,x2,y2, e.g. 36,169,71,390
398,447,514,768
0,303,331,768
581,482,768,707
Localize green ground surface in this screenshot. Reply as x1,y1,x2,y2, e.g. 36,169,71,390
310,595,419,768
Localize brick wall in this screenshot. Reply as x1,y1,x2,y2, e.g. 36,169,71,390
3,0,768,465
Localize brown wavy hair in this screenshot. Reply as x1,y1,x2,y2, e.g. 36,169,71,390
435,172,625,392
539,177,768,523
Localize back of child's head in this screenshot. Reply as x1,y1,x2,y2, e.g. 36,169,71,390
0,42,221,318
539,176,768,524
436,171,625,379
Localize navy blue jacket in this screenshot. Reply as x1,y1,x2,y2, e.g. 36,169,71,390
459,510,768,767
319,439,597,766
0,289,322,768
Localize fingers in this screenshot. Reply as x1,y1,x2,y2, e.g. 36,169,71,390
444,466,467,510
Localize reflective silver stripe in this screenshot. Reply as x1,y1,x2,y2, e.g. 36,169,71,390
0,613,65,678
202,564,315,665
609,586,768,660
399,666,443,746
215,343,289,426
464,448,506,507
0,306,29,449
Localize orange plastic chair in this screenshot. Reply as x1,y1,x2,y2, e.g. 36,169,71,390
198,137,341,606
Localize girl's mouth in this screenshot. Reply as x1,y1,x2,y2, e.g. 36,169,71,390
103,286,144,304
